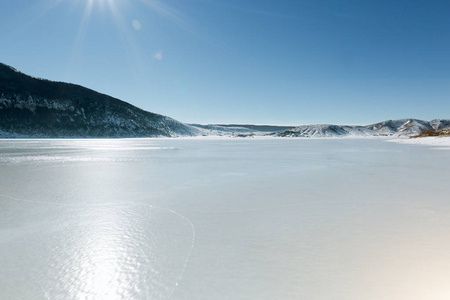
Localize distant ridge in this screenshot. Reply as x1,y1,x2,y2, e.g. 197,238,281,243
276,118,450,137
189,124,294,134
0,62,199,138
214,124,294,132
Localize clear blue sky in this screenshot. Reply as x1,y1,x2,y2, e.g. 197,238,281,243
1,0,449,125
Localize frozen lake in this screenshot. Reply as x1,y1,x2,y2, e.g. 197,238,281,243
1,138,450,300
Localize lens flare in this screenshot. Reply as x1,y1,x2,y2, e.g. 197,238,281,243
132,20,141,30
154,51,163,61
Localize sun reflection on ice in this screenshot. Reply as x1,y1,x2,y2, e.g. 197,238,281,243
58,204,195,299
68,207,136,299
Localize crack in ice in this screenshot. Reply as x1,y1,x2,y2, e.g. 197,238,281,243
0,194,196,300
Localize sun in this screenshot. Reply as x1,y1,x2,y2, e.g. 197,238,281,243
83,0,119,17
34,0,192,76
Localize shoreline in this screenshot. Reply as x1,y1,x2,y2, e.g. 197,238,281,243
389,136,450,148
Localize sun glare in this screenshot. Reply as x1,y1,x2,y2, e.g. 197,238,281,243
35,0,192,78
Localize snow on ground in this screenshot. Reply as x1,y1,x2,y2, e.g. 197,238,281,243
390,136,450,148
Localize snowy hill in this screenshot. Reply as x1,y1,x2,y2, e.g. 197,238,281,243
276,119,450,138
277,124,372,137
364,119,433,136
211,124,294,132
189,124,295,137
189,124,259,135
0,63,200,138
429,119,450,130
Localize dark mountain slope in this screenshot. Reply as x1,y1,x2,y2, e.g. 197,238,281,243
0,63,198,137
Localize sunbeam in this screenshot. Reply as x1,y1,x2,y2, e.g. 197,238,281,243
137,0,197,35
106,0,149,80
31,0,197,76
63,0,149,81
5,0,65,38
69,0,94,73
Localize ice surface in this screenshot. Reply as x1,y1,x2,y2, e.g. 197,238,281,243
390,136,450,148
1,138,450,300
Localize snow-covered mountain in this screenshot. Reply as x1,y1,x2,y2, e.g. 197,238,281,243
277,124,372,137
0,63,200,138
189,124,295,137
429,119,450,130
276,119,450,138
189,124,259,135
364,119,433,136
208,124,294,132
